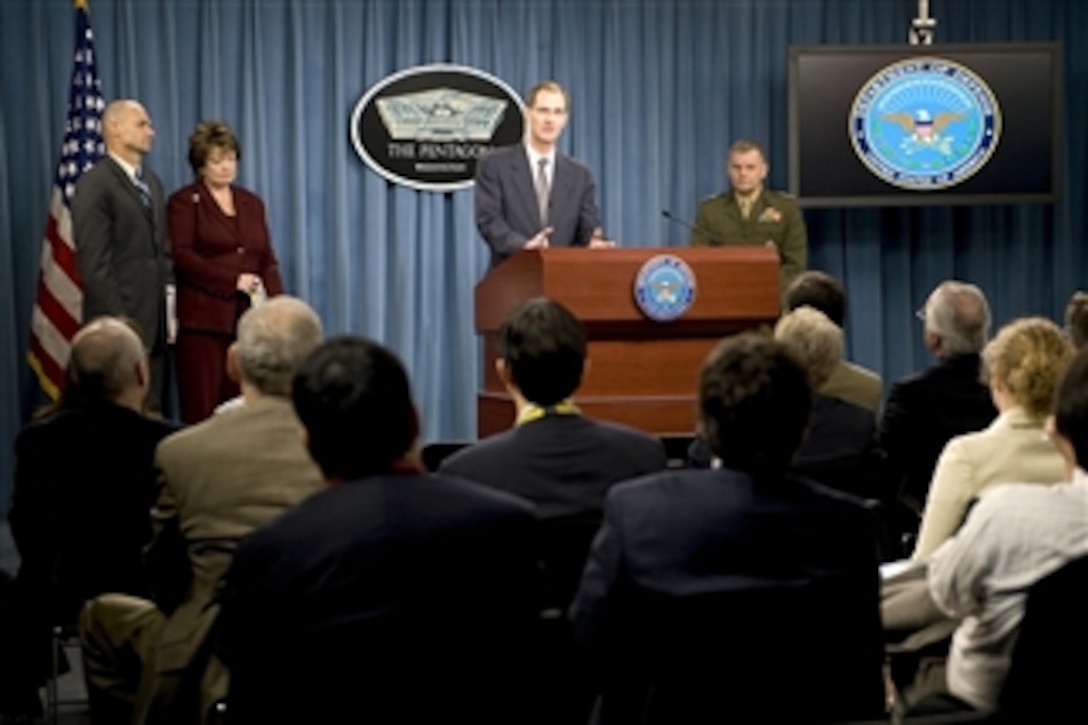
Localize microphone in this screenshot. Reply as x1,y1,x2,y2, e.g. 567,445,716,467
661,210,722,245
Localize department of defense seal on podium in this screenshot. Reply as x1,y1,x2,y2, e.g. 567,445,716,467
633,255,697,322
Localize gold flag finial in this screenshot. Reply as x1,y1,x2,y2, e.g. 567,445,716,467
74,0,89,9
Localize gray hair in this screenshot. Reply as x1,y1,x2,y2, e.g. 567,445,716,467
773,306,843,390
66,316,146,405
235,296,324,396
925,281,991,357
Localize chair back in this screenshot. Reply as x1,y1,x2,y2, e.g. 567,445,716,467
421,441,471,472
595,575,887,723
658,434,694,469
999,554,1088,720
539,511,603,610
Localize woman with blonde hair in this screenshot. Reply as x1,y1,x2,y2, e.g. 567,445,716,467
913,317,1073,559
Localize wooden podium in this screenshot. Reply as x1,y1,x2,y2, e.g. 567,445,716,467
474,247,780,437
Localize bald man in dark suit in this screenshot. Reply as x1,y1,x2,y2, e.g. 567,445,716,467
73,99,174,411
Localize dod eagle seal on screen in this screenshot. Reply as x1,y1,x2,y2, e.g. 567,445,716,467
848,57,1001,190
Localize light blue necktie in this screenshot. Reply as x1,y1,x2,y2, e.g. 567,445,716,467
133,166,151,208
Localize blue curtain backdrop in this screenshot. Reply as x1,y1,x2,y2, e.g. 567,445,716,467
1,0,1085,513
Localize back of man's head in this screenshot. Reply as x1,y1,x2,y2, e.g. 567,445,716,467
234,296,323,397
1065,291,1088,350
774,306,843,391
292,336,418,480
785,271,846,327
700,332,812,476
1053,349,1088,468
924,281,991,357
498,297,587,406
62,316,147,410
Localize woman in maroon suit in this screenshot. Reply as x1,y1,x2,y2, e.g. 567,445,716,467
168,121,284,422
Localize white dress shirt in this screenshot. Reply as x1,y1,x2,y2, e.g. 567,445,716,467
928,468,1088,710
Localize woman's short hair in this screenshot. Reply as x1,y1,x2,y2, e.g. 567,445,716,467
187,120,241,176
773,306,843,390
983,317,1073,420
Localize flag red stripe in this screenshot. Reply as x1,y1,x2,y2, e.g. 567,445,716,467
44,214,79,279
35,275,81,342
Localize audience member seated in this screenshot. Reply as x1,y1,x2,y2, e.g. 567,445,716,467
1064,289,1088,350
689,309,885,501
570,333,886,724
785,270,883,413
879,280,997,514
774,306,885,499
439,296,666,607
923,347,1088,715
912,317,1071,559
78,296,327,725
217,336,541,725
0,317,180,718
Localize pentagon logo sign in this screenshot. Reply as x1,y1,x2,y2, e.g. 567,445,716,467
351,64,525,192
849,57,1001,190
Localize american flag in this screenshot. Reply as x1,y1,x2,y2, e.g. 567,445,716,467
27,0,105,399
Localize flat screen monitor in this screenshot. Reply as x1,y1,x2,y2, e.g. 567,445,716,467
788,43,1061,207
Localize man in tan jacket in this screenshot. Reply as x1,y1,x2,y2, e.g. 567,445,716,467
79,296,327,724
784,270,883,414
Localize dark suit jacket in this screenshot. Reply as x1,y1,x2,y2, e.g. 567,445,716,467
440,414,666,611
167,182,284,334
72,157,173,349
218,472,541,725
569,469,886,724
439,415,666,519
689,394,885,501
475,144,601,268
9,405,180,623
879,354,997,509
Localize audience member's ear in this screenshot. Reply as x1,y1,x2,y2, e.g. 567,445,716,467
405,404,423,467
923,329,942,355
495,358,511,386
226,342,241,384
135,356,150,390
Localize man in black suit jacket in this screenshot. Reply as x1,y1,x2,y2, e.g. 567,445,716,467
570,333,886,724
73,99,174,411
0,317,179,717
217,337,541,725
879,281,997,511
475,80,613,269
440,297,666,605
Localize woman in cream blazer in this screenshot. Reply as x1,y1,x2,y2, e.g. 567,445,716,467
913,317,1073,560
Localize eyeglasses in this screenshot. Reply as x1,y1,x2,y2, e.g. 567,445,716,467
915,308,926,322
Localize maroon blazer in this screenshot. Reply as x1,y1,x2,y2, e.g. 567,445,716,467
167,182,284,334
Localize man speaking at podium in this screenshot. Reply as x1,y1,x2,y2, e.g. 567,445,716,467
475,80,613,270
691,139,807,295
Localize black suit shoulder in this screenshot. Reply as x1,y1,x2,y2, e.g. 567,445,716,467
439,416,666,517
